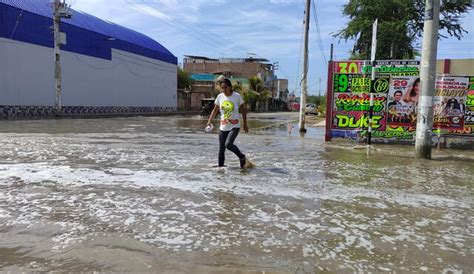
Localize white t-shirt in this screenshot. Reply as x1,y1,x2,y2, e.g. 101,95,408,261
215,92,244,131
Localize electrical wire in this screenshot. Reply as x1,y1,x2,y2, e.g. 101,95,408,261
311,0,328,65
72,51,177,75
9,9,24,39
124,0,229,56
143,0,251,56
72,52,123,70
113,55,177,74
295,7,305,95
112,50,177,72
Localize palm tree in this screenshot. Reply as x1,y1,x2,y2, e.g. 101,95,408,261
249,76,264,93
248,76,266,111
233,83,254,111
256,89,271,111
177,67,193,90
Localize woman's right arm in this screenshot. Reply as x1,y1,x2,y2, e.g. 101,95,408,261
207,104,220,125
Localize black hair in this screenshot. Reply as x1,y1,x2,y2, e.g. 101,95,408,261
409,78,420,97
220,78,232,89
394,90,403,96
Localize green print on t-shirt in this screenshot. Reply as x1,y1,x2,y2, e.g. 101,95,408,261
221,100,235,120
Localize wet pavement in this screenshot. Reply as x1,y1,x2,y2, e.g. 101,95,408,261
0,113,472,273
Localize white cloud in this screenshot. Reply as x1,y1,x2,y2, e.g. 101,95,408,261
131,4,171,20
69,0,474,95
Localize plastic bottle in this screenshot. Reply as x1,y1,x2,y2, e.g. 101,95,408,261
205,124,214,132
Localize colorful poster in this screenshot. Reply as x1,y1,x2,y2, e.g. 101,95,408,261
331,61,419,137
328,59,474,141
363,125,415,140
334,61,364,74
433,76,469,130
386,76,420,127
361,60,420,76
332,111,387,131
333,74,390,94
465,77,474,126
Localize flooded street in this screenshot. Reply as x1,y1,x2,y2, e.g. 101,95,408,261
0,113,472,272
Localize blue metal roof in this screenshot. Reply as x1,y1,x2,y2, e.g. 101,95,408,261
0,0,177,64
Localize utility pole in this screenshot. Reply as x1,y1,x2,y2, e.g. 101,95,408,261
415,0,440,159
367,18,378,156
330,43,334,62
53,0,72,114
298,0,310,133
318,77,321,97
272,61,279,110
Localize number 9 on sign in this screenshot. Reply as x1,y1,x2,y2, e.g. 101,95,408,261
334,74,348,92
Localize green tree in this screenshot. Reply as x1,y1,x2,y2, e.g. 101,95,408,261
335,0,472,59
177,67,193,89
249,76,264,93
248,76,267,111
256,89,271,111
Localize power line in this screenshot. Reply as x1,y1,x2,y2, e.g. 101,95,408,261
72,53,122,70
124,0,229,56
9,9,24,39
311,0,327,65
144,0,251,56
295,8,305,94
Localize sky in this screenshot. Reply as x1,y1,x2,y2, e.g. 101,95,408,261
71,0,474,96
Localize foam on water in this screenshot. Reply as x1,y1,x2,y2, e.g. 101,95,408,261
0,116,472,272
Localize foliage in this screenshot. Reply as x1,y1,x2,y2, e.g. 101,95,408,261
335,0,472,59
248,76,264,93
307,95,327,116
177,67,194,89
307,95,326,106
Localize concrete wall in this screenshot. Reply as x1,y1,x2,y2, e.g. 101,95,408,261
0,38,177,108
436,59,474,75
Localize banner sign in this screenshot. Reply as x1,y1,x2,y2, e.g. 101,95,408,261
433,76,468,131
329,60,473,140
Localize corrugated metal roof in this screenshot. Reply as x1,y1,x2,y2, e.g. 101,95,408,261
0,0,177,64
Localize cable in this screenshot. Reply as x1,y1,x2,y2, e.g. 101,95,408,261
124,0,229,56
311,0,328,65
112,50,177,71
145,0,251,56
122,62,160,79
295,8,305,95
72,52,123,70
113,56,176,73
9,9,24,39
72,51,177,74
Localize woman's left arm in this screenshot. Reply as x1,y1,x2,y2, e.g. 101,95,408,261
239,103,249,133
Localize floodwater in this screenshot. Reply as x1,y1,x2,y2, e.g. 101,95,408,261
0,113,472,273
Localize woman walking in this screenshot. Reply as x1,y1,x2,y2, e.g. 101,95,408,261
207,78,250,168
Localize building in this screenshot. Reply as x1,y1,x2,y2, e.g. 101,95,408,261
437,58,474,75
0,0,177,119
183,55,291,111
183,55,275,87
178,73,252,111
273,79,289,102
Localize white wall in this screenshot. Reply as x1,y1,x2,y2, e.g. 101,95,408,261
0,38,177,107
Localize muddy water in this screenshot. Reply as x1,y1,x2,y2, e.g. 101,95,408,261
0,114,472,272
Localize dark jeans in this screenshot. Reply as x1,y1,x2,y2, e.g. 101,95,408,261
219,128,245,166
